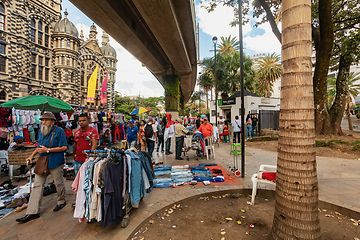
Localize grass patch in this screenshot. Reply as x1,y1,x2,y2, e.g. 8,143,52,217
315,139,349,147
248,135,278,142
351,140,360,151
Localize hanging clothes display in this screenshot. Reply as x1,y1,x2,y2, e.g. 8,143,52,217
72,149,154,227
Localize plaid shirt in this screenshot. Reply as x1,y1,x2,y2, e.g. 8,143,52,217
174,123,189,137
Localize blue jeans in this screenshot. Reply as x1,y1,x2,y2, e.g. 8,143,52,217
157,135,164,151
125,151,145,205
233,131,240,143
251,126,257,137
246,125,252,138
74,160,83,177
165,138,171,153
100,139,111,147
146,139,155,157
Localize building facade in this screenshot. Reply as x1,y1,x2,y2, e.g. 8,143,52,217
0,0,117,111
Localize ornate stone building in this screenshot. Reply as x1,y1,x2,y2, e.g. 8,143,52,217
0,0,117,111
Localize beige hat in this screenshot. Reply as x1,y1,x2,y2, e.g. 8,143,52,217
177,118,183,123
40,112,56,121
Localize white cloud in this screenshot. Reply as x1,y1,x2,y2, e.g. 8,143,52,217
75,23,164,98
197,1,252,39
243,22,281,54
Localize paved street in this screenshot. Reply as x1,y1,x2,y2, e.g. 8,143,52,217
0,141,359,239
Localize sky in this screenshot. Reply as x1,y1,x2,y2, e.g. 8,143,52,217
61,0,281,98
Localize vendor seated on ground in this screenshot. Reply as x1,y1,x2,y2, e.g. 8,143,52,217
8,136,27,174
100,129,111,148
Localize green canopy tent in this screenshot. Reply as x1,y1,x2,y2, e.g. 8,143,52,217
1,95,74,113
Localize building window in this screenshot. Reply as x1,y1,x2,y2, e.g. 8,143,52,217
81,71,84,86
45,68,49,81
61,57,64,65
38,66,43,80
45,26,49,34
31,64,36,78
66,57,70,65
0,4,5,31
0,90,5,100
44,35,49,47
67,41,70,49
30,29,35,42
0,43,5,54
0,3,4,13
0,57,5,72
38,21,42,31
38,56,43,65
71,72,74,82
61,40,64,48
31,54,36,63
45,58,49,67
58,71,61,81
38,32,42,45
30,19,35,28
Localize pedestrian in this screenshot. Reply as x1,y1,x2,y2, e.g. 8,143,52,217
174,117,194,160
73,113,99,177
156,119,164,152
218,115,225,133
246,115,252,139
16,112,68,223
251,114,258,137
126,119,139,148
145,118,157,158
164,113,174,155
100,129,111,147
232,115,241,143
138,120,147,151
195,115,201,129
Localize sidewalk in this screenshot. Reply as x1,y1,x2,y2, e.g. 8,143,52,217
0,141,359,240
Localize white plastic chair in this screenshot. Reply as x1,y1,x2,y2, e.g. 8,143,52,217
251,164,277,205
204,136,216,160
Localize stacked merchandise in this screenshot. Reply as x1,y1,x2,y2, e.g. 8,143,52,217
0,180,31,218
153,163,224,188
72,149,154,227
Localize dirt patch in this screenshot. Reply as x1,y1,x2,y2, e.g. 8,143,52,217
129,191,360,240
246,130,360,159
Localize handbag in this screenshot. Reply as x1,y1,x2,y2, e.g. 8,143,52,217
34,127,56,175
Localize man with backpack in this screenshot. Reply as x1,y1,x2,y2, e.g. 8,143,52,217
145,118,157,158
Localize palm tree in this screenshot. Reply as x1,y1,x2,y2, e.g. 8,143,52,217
327,72,360,130
270,0,322,239
256,52,281,97
190,90,206,114
217,35,239,54
198,68,214,109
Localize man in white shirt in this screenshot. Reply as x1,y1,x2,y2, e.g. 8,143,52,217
145,118,158,158
218,115,225,133
232,115,241,143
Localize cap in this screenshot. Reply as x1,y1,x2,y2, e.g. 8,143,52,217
129,119,135,123
203,117,208,121
40,112,57,121
177,118,182,123
13,135,25,142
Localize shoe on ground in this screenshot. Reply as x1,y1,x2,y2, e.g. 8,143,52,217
175,157,183,160
165,152,170,155
16,213,40,223
53,202,67,212
168,151,173,154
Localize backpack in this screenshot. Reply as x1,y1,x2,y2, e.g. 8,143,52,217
144,124,154,139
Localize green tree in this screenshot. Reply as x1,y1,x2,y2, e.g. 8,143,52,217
218,35,239,54
256,53,281,97
328,72,360,130
198,68,214,109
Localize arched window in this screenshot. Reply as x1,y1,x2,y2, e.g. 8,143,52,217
71,72,74,82
0,3,5,31
0,90,6,100
30,19,35,28
58,71,61,82
45,26,49,34
81,71,84,86
38,21,42,31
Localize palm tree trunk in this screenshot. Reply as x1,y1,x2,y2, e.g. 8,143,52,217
267,79,271,98
206,90,209,110
347,101,353,131
270,0,321,239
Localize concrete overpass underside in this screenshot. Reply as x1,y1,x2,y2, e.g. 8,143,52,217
69,0,197,112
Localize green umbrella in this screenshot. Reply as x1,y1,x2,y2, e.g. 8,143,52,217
1,95,74,113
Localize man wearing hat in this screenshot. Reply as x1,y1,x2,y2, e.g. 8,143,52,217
174,117,194,160
7,135,25,151
16,112,68,224
126,119,139,148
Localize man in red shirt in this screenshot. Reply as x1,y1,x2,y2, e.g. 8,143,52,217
198,117,213,138
73,113,99,176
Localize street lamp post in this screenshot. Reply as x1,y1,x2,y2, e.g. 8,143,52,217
212,36,218,126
